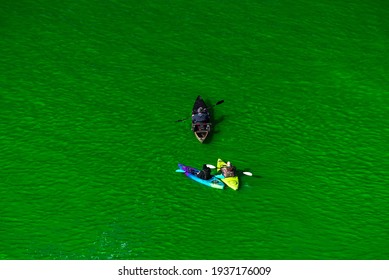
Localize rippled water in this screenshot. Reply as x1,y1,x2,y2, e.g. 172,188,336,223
1,0,388,259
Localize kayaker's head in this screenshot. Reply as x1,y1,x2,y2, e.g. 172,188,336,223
197,107,203,114
227,161,231,167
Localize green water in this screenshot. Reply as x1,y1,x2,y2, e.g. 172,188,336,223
1,0,388,260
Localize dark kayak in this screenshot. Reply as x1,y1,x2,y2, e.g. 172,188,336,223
191,96,211,143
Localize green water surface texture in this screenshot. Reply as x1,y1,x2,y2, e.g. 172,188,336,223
1,0,388,260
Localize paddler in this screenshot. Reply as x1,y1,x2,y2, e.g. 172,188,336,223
192,107,209,123
220,161,236,178
197,164,212,180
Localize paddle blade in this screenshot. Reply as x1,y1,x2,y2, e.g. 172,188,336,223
216,100,224,105
206,164,216,169
176,169,185,173
243,171,253,176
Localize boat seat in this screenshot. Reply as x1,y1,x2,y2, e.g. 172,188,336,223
192,122,210,133
194,122,211,126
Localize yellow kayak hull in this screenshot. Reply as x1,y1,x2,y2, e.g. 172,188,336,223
217,159,239,190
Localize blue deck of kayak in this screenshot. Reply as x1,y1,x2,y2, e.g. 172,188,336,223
178,164,224,189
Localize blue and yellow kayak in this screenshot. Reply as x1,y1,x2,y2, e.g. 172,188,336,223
177,163,224,189
216,159,239,190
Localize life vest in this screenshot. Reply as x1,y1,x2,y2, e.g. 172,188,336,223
198,169,211,180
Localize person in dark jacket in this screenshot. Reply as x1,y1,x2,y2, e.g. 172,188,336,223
197,164,212,180
192,107,210,123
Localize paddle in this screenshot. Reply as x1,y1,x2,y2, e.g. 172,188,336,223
175,100,224,122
